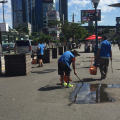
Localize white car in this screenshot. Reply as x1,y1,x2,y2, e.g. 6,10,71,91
15,40,31,53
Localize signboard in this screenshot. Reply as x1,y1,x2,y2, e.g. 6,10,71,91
43,0,53,3
81,10,101,21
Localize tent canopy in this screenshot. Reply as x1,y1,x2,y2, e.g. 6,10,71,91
85,34,102,40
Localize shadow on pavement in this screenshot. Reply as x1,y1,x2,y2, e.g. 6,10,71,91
116,69,120,70
77,78,101,82
32,69,57,74
38,85,62,91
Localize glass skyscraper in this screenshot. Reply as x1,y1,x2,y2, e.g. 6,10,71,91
11,0,29,26
55,0,59,12
35,0,43,31
59,0,68,21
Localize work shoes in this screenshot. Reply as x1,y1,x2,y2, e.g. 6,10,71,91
67,84,73,88
101,73,106,79
62,83,67,87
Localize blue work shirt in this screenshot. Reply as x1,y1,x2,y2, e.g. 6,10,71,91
58,51,75,71
37,44,44,55
99,40,111,58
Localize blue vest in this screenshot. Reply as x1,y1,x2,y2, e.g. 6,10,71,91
38,44,44,55
58,51,74,71
99,40,111,57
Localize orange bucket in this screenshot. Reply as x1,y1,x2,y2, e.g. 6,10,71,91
60,74,72,83
32,59,37,64
89,57,97,75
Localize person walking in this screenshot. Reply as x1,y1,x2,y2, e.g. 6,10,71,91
58,50,80,87
37,43,44,67
95,35,112,79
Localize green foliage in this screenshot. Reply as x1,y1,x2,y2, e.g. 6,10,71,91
60,37,66,42
52,40,60,43
104,28,110,34
31,38,37,45
113,36,120,40
9,26,12,32
37,33,52,43
22,26,29,34
15,24,29,35
31,32,38,38
88,25,95,34
29,35,34,39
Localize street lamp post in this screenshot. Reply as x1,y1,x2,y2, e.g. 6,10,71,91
91,0,100,66
0,0,8,23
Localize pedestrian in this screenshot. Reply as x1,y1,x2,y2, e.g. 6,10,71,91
36,43,44,67
58,50,80,87
95,35,112,79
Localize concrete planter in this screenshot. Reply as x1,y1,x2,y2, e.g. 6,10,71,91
5,53,32,76
42,49,52,63
59,46,64,55
64,46,69,52
48,48,59,58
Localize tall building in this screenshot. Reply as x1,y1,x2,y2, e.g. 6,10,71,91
55,0,59,12
11,0,31,33
59,0,68,21
47,10,60,39
35,0,43,31
28,0,36,32
42,0,55,28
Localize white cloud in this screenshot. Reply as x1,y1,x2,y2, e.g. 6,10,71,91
101,15,105,18
98,0,120,13
98,20,105,23
68,0,90,7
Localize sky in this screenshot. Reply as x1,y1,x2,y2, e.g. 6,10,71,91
0,0,120,28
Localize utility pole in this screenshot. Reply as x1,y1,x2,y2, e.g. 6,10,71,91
0,0,8,23
71,13,76,48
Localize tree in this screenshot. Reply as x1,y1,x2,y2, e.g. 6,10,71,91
31,32,38,38
88,25,95,34
60,37,66,42
22,26,29,34
104,28,110,34
9,26,12,32
37,33,52,43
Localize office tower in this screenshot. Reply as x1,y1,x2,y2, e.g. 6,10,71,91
42,0,55,28
55,0,59,12
11,0,29,27
11,0,32,33
28,0,36,32
35,0,43,31
59,0,68,21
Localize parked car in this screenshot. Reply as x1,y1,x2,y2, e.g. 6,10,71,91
15,40,32,53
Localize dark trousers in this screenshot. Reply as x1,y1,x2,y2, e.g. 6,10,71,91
99,58,109,76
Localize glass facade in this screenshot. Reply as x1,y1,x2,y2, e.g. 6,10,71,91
11,0,29,28
12,0,23,23
35,0,43,31
59,0,68,21
55,0,59,12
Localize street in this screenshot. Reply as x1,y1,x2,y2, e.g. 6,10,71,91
0,45,120,120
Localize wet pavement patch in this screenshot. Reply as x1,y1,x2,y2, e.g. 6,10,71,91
71,83,120,104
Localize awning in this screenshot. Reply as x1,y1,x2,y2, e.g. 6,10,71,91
85,34,102,40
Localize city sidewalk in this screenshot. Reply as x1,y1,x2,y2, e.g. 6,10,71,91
0,45,120,120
